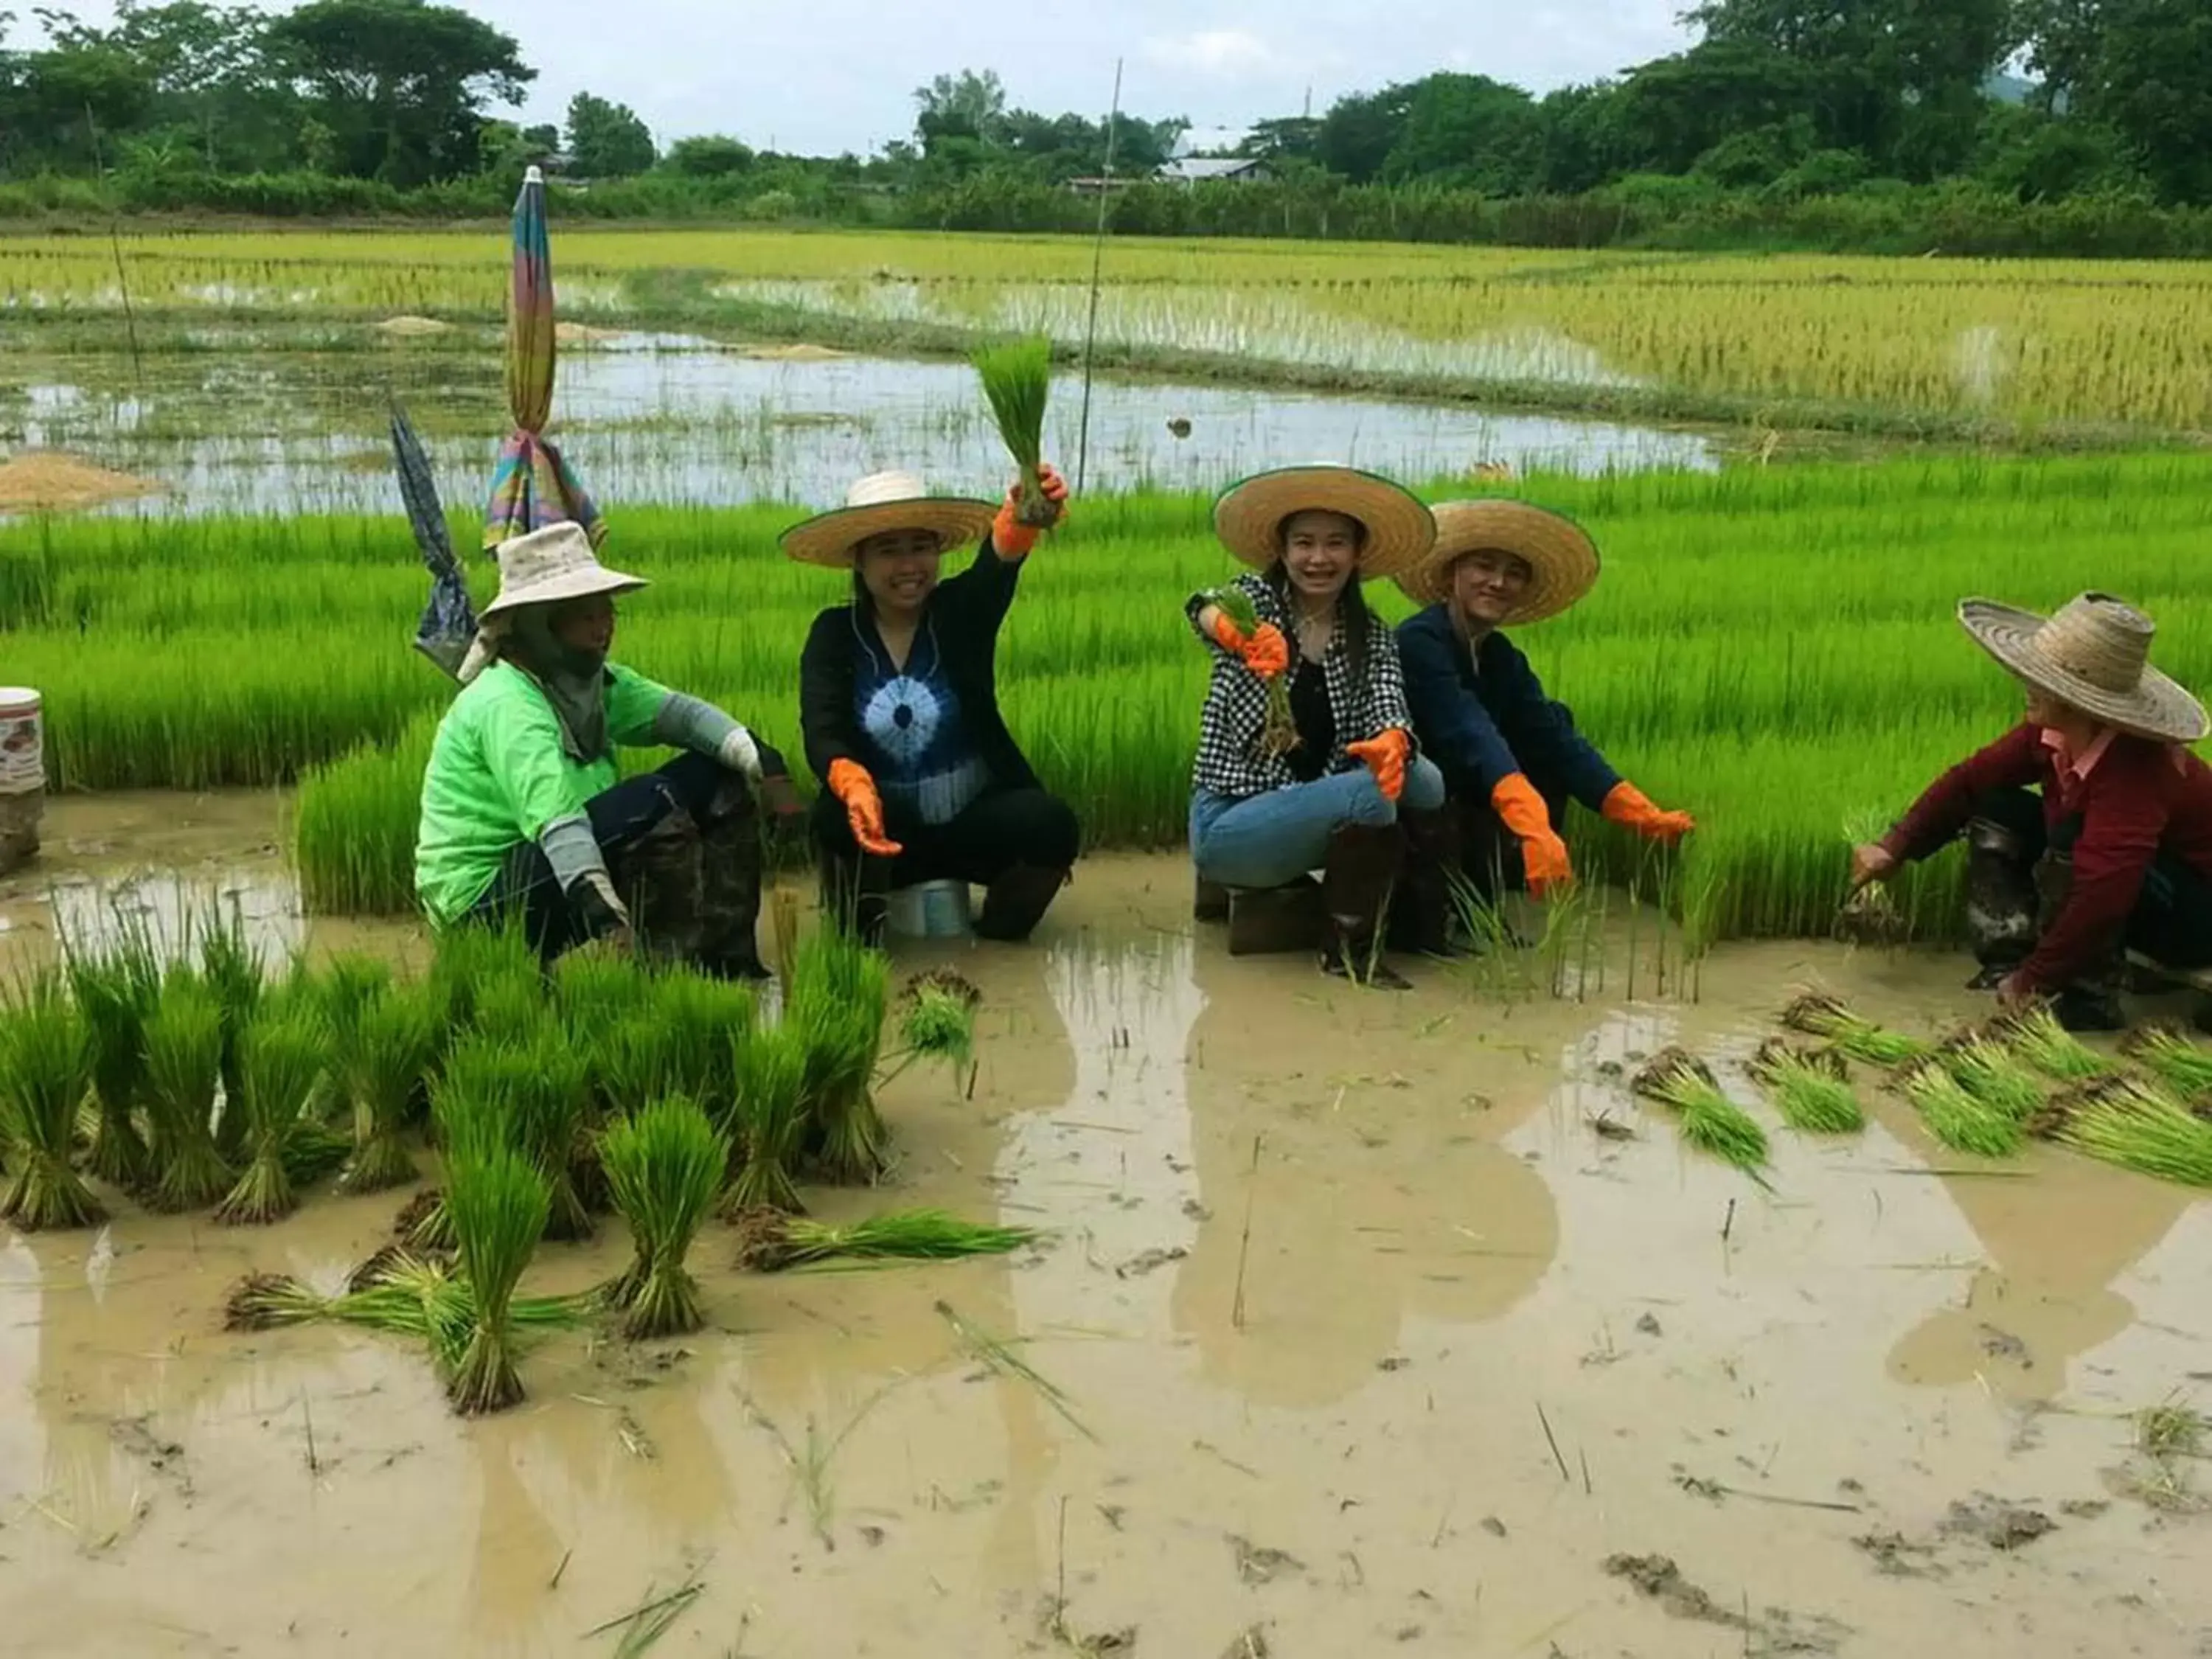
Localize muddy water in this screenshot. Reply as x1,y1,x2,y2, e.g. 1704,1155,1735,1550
2,804,2210,1658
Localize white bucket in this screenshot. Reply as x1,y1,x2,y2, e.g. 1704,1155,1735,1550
886,878,973,940
0,689,39,796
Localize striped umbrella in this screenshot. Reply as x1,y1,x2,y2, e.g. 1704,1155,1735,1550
482,164,604,553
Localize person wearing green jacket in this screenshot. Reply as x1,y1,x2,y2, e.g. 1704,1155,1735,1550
414,521,791,975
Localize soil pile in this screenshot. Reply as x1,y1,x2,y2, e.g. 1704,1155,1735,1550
0,451,161,512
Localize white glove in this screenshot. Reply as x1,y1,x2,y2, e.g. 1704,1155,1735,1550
717,725,762,782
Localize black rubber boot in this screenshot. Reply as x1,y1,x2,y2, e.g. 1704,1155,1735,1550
1225,879,1325,956
975,863,1069,942
1194,874,1231,924
1964,815,2037,987
1390,804,1472,958
1320,824,1410,990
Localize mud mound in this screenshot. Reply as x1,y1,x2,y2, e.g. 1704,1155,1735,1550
737,341,849,361
0,451,161,512
376,315,452,338
554,321,626,345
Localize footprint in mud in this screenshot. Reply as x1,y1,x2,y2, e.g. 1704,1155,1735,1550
1231,1534,1307,1587
1941,1493,2058,1551
1604,1554,1852,1655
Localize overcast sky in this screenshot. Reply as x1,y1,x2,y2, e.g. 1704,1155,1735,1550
27,0,1700,156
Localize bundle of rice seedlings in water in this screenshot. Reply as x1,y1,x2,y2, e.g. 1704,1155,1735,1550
401,1034,529,1249
509,1027,593,1239
196,904,264,1161
725,1023,810,1214
425,920,539,1037
338,984,439,1194
1937,1037,2045,1121
215,1004,331,1225
2123,1024,2212,1101
1631,1047,1770,1172
2035,1077,2212,1187
1994,1006,2113,1082
651,969,754,1123
313,953,392,1048
141,971,235,1211
223,1271,333,1331
734,1207,1037,1272
65,935,161,1191
442,1144,552,1415
0,981,105,1230
468,967,552,1048
592,1012,684,1118
554,947,653,1037
1781,992,1928,1066
1747,1037,1865,1135
1902,1059,2022,1158
1203,582,1295,758
887,970,980,1089
599,1094,729,1338
970,333,1060,528
787,928,891,1184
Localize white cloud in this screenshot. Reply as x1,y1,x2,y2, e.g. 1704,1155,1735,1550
1144,27,1280,79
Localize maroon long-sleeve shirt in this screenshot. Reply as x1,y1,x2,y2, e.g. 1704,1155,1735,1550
1882,723,2212,992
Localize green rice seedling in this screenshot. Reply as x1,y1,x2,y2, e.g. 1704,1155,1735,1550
1902,1060,2023,1158
1747,1037,1865,1134
63,930,163,1192
215,1003,332,1225
1782,992,1928,1066
970,333,1058,527
338,984,439,1194
787,927,891,1185
141,971,235,1211
599,1094,730,1338
553,948,655,1039
650,970,754,1123
593,1013,686,1118
195,900,265,1160
1938,1037,2045,1120
2035,1077,2212,1187
734,1208,1037,1272
1994,1006,2113,1082
2123,1025,2212,1101
883,970,980,1091
509,1027,594,1240
442,1144,552,1415
223,1271,333,1331
1202,582,1295,757
725,1023,810,1215
313,952,393,1051
0,980,105,1230
1631,1047,1770,1172
469,967,554,1049
425,919,542,1038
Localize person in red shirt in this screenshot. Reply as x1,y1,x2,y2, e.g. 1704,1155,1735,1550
1850,593,2212,1031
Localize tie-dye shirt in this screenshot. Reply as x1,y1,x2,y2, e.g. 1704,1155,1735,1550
853,622,990,826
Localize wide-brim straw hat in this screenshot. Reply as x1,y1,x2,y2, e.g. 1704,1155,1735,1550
1959,591,2208,745
1211,465,1435,581
1394,498,1600,623
781,470,998,569
481,521,647,619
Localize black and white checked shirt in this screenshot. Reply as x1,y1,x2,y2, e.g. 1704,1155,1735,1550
1186,574,1417,799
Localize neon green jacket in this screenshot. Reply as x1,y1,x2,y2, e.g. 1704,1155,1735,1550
414,661,671,925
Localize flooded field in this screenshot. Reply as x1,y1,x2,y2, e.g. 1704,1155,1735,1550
3,792,2208,1657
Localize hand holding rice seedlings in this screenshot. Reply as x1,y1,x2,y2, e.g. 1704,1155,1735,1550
2122,1024,2212,1101
142,972,237,1211
442,1144,552,1414
1902,1060,2023,1158
216,1003,331,1224
0,982,105,1230
734,1208,1037,1272
599,1095,729,1338
1203,582,1297,758
725,1023,810,1215
338,984,439,1194
2035,1077,2212,1187
1782,991,1928,1065
1631,1048,1770,1172
1748,1037,1865,1134
970,334,1059,528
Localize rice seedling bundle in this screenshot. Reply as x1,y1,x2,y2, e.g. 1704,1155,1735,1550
442,1144,552,1414
141,971,236,1211
468,968,554,1048
1938,1037,2046,1121
725,1023,810,1214
553,948,654,1037
1996,1006,2113,1082
786,928,891,1184
1902,1060,2022,1158
1782,992,1928,1066
2123,1026,2212,1101
426,921,542,1037
337,984,439,1194
592,1013,686,1117
2034,1077,2212,1187
508,1028,594,1239
599,1095,730,1338
1630,1048,1770,1172
64,935,162,1191
195,904,265,1160
0,981,105,1230
313,953,393,1050
1747,1037,1865,1135
216,1002,332,1224
649,970,755,1121
1203,582,1296,758
889,970,980,1088
969,333,1059,528
733,1208,1037,1272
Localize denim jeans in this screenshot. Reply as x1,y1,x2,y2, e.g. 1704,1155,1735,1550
1189,757,1447,890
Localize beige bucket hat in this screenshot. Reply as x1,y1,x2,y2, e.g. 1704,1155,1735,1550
1959,592,2207,744
1394,499,1600,624
481,521,647,619
781,470,999,569
1211,465,1435,582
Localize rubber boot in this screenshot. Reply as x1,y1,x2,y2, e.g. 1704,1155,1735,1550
1194,874,1231,924
611,808,706,964
1225,877,1325,956
695,806,772,981
975,863,1070,942
1391,804,1472,958
1964,815,2038,990
1320,824,1410,990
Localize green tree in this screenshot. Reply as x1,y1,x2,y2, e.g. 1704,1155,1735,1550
566,90,653,176
2032,0,2212,204
1381,72,1543,192
1315,83,1415,181
664,133,754,176
914,66,1005,150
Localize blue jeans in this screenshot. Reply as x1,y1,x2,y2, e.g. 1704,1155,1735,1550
1190,758,1447,890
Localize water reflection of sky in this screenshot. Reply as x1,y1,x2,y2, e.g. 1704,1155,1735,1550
6,334,1714,521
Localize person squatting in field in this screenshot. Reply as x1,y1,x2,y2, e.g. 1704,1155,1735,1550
1186,465,1448,989
1393,500,1694,939
414,521,793,974
787,465,1080,946
1852,592,2212,1032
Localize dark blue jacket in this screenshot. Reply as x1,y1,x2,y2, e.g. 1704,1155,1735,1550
1395,603,1620,810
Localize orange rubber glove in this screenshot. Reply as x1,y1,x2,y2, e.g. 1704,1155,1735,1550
1346,728,1411,803
1207,611,1290,678
1601,781,1695,844
827,757,902,858
990,462,1069,557
1492,773,1573,897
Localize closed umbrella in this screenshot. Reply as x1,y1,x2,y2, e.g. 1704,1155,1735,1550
390,397,475,679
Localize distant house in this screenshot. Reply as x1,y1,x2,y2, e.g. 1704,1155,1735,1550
1158,156,1273,187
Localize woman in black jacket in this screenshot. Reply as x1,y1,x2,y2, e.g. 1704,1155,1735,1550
785,466,1079,942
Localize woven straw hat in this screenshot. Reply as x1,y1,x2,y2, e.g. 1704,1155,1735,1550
782,470,998,569
1959,592,2207,744
1394,499,1600,623
481,521,646,619
1211,465,1435,581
